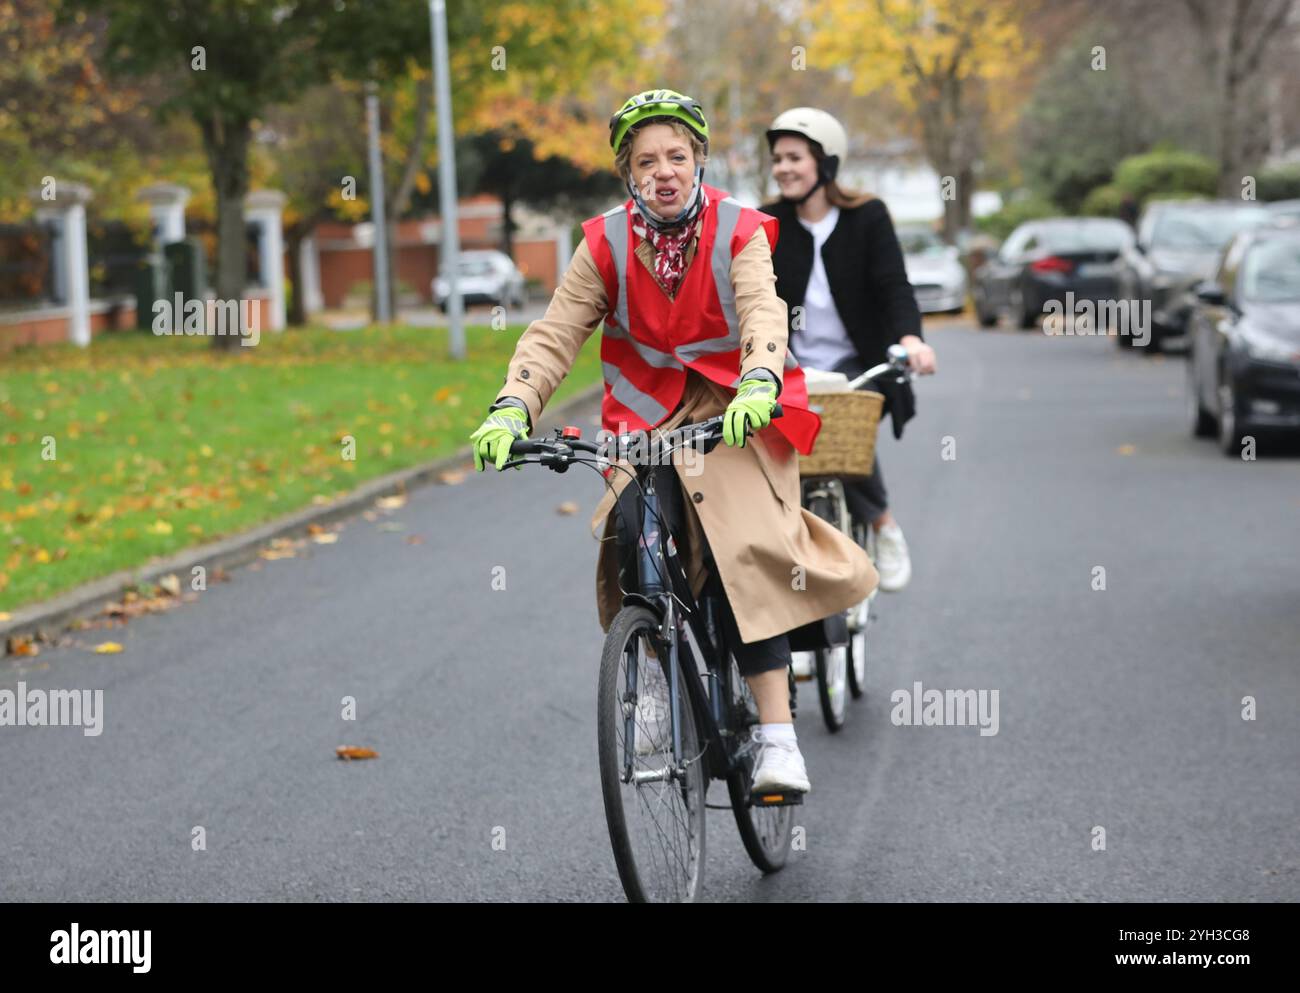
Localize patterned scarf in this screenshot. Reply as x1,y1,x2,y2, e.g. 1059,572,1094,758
631,188,708,297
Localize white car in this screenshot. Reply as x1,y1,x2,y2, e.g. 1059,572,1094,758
898,225,968,314
432,250,527,311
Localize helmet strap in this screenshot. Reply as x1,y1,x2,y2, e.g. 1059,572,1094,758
627,164,706,231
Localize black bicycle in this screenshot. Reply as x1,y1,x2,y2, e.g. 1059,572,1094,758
502,406,803,903
797,344,912,731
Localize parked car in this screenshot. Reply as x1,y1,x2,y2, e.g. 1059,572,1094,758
972,217,1134,329
896,224,967,314
1187,223,1300,454
1267,199,1300,222
1114,199,1270,350
432,250,526,311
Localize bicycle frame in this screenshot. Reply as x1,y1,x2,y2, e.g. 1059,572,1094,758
620,462,749,787
500,408,789,801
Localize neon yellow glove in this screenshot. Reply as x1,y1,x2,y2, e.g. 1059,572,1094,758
723,377,777,448
470,406,529,471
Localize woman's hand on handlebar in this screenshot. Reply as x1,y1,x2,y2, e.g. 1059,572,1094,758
469,406,529,471
723,376,779,448
899,334,936,375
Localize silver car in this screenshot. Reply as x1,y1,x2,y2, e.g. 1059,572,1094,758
897,225,968,314
433,250,527,311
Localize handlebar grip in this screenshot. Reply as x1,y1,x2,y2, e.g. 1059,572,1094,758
508,438,541,455
772,403,784,419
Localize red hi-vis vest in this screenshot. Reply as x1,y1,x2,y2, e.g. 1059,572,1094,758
581,184,821,455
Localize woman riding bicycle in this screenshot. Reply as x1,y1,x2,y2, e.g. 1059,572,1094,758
469,89,877,795
760,108,937,590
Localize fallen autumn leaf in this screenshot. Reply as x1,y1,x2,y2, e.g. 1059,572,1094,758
336,746,379,761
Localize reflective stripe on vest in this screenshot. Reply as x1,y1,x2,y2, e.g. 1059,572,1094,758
601,361,670,425
600,206,681,369
674,197,743,364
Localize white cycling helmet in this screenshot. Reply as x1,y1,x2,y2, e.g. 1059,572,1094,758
766,107,848,203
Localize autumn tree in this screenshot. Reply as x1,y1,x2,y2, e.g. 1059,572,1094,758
1177,0,1297,197
317,0,639,320
458,129,622,259
259,82,369,325
0,0,177,222
812,0,1035,241
65,0,345,349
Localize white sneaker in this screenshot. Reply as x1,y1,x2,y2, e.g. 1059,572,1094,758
750,729,811,794
634,664,671,756
874,521,912,592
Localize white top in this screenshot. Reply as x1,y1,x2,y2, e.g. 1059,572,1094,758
790,206,857,373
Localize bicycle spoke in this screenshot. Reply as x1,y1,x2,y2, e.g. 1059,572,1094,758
612,627,700,901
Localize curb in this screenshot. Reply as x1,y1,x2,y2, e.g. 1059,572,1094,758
1,383,604,645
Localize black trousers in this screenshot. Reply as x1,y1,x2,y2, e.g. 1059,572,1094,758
616,464,790,678
842,455,888,528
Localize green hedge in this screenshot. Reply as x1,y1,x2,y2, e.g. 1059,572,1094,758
1256,163,1300,202
1080,184,1126,217
974,196,1059,241
1111,150,1218,205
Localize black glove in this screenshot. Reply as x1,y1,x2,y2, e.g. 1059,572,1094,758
875,374,915,440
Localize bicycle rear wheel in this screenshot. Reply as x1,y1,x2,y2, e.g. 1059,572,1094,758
597,605,706,903
726,650,793,874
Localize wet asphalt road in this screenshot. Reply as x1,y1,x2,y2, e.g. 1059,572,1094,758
3,318,1297,902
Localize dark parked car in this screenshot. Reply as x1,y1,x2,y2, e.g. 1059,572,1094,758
1187,223,1300,454
1114,199,1270,350
972,217,1134,330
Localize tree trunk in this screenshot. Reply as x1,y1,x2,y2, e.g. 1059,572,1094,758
374,80,433,325
501,182,515,261
199,110,252,351
1216,0,1247,196
286,225,307,326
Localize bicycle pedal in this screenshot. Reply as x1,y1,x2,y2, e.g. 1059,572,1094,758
749,789,804,807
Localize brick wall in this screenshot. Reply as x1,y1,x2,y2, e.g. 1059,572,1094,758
0,301,137,354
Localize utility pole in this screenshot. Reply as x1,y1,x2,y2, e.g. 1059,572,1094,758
430,0,464,359
365,81,392,323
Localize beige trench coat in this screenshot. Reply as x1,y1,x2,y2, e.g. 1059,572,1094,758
494,212,877,644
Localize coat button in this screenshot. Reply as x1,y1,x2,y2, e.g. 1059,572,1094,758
766,342,777,352
692,492,703,503
520,368,530,379
744,341,753,353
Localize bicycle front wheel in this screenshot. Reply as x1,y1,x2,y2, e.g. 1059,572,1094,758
597,605,706,903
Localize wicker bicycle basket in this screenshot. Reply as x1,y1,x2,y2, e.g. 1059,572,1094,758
798,389,885,478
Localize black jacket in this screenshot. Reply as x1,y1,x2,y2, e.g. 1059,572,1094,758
758,197,922,371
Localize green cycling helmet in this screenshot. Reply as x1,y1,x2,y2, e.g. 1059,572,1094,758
609,89,710,155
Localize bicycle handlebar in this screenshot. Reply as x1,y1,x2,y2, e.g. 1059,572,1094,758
846,343,912,391
506,404,785,469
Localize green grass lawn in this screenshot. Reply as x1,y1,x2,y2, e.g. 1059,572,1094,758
0,323,602,612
